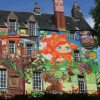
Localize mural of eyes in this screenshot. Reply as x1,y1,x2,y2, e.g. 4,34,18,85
56,46,62,51
56,45,70,53
66,46,70,51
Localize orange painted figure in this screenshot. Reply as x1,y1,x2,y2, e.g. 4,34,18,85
39,33,78,64
44,72,64,92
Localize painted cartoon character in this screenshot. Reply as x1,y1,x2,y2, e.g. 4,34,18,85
44,72,64,92
39,33,78,64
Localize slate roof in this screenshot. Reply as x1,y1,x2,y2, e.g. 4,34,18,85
0,10,10,26
0,10,92,31
34,14,58,31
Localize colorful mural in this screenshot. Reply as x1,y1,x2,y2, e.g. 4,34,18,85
20,29,28,36
39,32,77,64
38,31,99,93
0,27,8,36
0,26,97,95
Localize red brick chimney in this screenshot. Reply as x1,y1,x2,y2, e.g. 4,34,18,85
53,0,66,31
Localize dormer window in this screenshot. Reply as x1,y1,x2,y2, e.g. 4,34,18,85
9,20,16,32
28,21,36,36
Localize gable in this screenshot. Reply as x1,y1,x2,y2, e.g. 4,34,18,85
27,15,36,22
7,11,18,20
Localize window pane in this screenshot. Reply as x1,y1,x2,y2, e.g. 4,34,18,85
0,70,7,89
70,31,76,39
74,50,80,61
33,72,42,91
9,20,16,32
78,76,87,93
9,41,15,53
26,44,33,55
29,22,35,36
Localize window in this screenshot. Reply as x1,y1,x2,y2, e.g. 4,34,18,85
33,72,42,91
0,70,7,90
26,44,33,55
9,41,15,53
70,31,76,39
29,22,35,36
9,20,16,32
78,75,87,93
74,50,81,61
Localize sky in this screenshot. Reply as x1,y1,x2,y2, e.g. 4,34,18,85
0,0,95,27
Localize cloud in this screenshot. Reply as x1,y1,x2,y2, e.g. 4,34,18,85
85,17,95,28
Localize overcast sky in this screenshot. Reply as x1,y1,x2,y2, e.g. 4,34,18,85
0,0,95,27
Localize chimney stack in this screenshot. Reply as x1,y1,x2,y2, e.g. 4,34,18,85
53,0,66,31
34,3,41,15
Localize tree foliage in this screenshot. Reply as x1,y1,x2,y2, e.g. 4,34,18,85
91,0,100,45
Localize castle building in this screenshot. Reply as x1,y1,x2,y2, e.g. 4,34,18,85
0,0,99,96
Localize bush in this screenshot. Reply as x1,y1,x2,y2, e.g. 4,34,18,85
1,93,100,100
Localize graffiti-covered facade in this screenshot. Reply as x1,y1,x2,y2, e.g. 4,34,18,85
25,0,99,94
0,10,39,96
0,0,100,96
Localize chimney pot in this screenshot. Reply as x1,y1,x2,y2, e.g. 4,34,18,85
34,3,41,15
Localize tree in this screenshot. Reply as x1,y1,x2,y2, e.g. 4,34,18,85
91,0,100,45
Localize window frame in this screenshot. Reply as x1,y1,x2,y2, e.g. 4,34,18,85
8,40,16,54
78,75,87,93
70,31,77,39
32,72,43,91
28,21,36,36
9,20,16,32
74,50,81,61
0,69,7,90
26,43,33,55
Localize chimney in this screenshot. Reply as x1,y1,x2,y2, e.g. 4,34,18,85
34,3,41,15
53,0,66,31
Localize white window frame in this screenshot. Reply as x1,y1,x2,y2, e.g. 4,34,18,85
28,21,36,36
78,76,87,93
70,31,76,39
33,72,43,91
9,20,16,32
0,69,7,90
74,50,81,61
9,41,15,54
26,43,33,55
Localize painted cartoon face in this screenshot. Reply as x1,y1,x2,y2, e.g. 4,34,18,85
56,44,71,54
39,33,78,64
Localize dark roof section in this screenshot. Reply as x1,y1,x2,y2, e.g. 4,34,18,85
0,10,92,30
15,11,32,28
34,14,58,31
73,18,92,30
65,16,76,30
0,10,10,26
